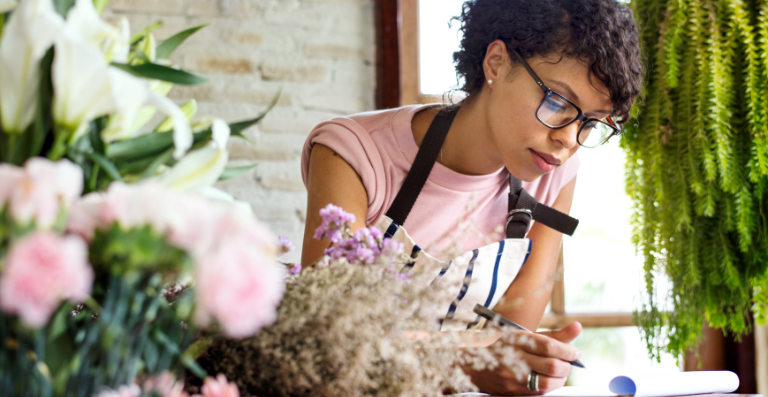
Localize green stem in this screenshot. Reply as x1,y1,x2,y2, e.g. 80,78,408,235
5,133,17,164
48,126,70,160
83,296,102,315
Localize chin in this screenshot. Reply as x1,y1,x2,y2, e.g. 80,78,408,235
506,167,545,183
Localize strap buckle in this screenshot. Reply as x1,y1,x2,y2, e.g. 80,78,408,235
505,208,533,235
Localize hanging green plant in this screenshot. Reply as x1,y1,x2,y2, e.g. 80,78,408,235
626,0,768,360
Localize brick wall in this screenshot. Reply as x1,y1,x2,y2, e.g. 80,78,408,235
104,0,377,263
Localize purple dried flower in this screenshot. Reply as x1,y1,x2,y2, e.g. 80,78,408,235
290,263,302,275
278,235,295,256
314,204,356,244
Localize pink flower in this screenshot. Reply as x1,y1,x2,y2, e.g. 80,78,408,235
8,158,83,230
95,384,141,397
0,232,93,327
199,374,240,397
143,371,189,397
194,239,285,338
0,163,23,208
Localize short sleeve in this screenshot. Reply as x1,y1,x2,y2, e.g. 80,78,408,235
301,117,388,222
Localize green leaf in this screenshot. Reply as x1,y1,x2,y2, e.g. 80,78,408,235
140,147,175,179
130,21,163,45
229,88,282,137
53,0,75,16
111,62,207,85
156,25,208,60
106,131,175,160
219,164,257,180
84,151,123,182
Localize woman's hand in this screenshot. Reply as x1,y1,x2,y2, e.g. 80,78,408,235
466,322,582,395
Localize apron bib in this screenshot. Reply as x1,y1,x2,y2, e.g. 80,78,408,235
379,105,579,332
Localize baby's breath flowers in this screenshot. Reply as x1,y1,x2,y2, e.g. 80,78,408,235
199,204,530,396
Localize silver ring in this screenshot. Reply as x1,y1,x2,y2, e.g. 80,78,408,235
528,370,539,392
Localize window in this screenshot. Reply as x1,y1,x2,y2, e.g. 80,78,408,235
401,0,681,384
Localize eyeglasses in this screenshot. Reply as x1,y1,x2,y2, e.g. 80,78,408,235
511,49,620,148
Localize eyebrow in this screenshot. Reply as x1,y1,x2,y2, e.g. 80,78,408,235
546,79,612,115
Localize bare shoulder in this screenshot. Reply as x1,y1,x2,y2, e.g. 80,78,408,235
301,144,369,267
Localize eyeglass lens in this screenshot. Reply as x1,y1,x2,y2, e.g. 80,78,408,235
578,120,615,148
536,93,615,148
537,94,579,128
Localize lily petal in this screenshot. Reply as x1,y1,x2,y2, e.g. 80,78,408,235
66,0,128,63
146,93,192,159
211,118,230,149
159,145,228,192
0,0,64,133
52,31,115,138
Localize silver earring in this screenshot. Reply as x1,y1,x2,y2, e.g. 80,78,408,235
487,79,493,85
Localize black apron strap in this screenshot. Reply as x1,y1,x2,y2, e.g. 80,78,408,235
385,104,579,239
385,105,459,226
506,174,579,238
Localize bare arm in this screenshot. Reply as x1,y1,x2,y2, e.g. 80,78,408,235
493,176,577,331
301,144,369,267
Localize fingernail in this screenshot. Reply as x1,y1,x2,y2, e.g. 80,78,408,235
574,351,582,360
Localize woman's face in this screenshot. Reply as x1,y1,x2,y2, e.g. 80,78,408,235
483,47,614,182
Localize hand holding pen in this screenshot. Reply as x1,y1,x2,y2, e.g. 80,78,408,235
467,304,584,395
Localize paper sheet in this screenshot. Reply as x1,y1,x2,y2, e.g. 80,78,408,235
460,371,740,397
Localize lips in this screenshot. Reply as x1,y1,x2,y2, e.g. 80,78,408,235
530,149,562,173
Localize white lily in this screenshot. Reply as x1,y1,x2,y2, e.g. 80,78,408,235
100,80,172,142
0,0,18,14
0,0,64,134
158,118,230,192
66,0,129,63
51,30,192,159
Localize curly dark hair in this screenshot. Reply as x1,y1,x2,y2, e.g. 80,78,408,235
452,0,642,122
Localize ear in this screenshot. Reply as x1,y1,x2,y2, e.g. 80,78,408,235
483,40,509,84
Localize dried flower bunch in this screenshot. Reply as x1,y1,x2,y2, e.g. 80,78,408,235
199,205,531,396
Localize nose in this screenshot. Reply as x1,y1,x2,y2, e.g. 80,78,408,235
550,122,579,149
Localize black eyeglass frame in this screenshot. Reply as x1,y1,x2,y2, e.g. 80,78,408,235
511,49,620,148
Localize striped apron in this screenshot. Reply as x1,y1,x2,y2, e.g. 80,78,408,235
378,105,578,331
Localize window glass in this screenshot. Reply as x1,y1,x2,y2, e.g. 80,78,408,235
418,0,466,95
569,327,680,386
562,140,671,313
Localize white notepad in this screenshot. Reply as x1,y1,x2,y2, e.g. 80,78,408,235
460,370,740,397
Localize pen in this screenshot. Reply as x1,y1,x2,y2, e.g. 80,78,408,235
472,304,586,368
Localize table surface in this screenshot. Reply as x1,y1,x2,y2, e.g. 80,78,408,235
456,393,766,397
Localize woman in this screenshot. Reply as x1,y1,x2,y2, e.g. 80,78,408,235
300,0,642,394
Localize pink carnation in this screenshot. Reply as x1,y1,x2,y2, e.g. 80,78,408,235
198,374,240,397
143,371,189,397
95,384,141,397
0,232,93,327
0,163,23,208
194,239,285,338
8,158,83,230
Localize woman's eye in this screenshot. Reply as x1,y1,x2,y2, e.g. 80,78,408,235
543,97,566,113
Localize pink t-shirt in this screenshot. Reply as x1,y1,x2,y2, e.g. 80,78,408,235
301,104,579,254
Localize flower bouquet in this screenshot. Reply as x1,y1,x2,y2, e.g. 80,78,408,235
200,205,531,397
0,0,285,395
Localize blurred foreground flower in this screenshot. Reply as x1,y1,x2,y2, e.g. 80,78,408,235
159,118,230,192
1,158,82,230
0,0,64,133
67,180,285,337
0,232,92,327
195,238,285,338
